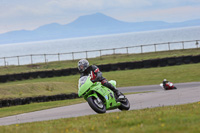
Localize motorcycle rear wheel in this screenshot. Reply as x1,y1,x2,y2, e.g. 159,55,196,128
118,97,130,111
87,96,106,114
173,87,177,89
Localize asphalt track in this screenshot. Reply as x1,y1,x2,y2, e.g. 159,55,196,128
0,82,200,126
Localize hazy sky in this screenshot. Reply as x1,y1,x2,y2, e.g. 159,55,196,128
0,0,200,34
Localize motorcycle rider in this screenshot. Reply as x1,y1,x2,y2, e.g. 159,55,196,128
163,79,169,89
78,59,123,99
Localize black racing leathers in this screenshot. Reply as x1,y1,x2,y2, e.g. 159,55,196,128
80,65,105,82
163,81,169,89
80,65,120,96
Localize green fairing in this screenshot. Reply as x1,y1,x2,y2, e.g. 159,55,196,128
78,76,121,110
78,76,93,97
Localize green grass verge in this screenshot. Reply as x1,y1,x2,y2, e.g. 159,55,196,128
0,75,78,99
1,63,200,99
1,102,200,133
0,76,78,99
0,48,200,75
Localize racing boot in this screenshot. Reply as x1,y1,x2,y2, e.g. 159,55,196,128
102,81,123,100
113,89,123,99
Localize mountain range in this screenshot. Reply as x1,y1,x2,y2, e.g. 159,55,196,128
0,13,200,44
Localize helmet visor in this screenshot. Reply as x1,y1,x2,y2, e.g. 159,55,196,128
78,64,85,72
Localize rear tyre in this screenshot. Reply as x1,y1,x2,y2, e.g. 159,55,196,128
87,96,106,114
173,87,177,89
118,97,130,111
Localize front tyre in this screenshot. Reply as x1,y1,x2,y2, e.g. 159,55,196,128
118,97,130,111
87,96,106,114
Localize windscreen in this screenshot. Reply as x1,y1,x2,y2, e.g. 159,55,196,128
78,76,88,88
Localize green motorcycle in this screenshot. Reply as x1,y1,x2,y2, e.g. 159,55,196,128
78,76,130,113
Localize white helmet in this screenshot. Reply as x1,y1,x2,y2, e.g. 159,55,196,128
164,79,167,81
78,59,89,72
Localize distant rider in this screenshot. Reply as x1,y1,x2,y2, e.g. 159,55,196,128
163,79,169,89
78,59,122,99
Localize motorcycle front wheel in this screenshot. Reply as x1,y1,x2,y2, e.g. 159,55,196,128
87,96,106,114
